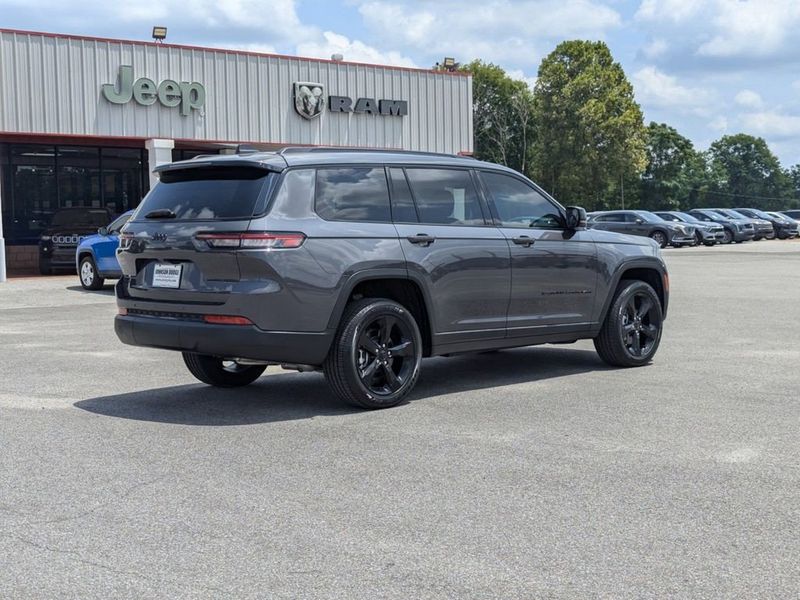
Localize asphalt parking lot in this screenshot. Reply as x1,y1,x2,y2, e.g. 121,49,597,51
1,240,799,599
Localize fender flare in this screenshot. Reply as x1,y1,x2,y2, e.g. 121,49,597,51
325,268,437,333
597,257,668,325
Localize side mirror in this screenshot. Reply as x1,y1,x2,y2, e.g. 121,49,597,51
98,226,109,236
635,218,644,224
565,206,587,230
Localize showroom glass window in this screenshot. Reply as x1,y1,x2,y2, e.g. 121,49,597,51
0,143,149,244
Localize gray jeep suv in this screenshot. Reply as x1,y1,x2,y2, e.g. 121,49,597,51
115,148,669,409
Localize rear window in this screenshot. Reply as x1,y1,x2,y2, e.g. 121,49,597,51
136,167,271,220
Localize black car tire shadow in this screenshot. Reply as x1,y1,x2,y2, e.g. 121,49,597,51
75,347,609,426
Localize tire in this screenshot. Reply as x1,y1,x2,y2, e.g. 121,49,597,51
594,279,664,368
722,229,734,244
79,256,105,290
182,353,266,387
324,298,422,409
695,231,704,246
649,230,668,248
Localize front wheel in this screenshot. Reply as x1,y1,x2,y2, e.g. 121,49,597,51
649,230,668,248
722,229,734,244
594,280,663,368
182,353,266,387
324,298,422,409
79,256,105,290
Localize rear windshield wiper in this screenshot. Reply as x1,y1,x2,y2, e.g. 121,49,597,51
144,209,177,219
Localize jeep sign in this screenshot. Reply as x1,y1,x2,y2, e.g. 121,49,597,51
102,65,205,116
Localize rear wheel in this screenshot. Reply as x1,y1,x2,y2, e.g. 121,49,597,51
79,256,105,290
594,280,663,368
182,353,266,387
649,230,668,248
722,229,734,244
324,298,422,409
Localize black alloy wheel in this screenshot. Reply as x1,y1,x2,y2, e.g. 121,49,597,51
355,315,416,396
325,298,422,409
594,279,663,367
619,291,661,359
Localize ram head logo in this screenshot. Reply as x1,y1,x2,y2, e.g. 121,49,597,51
294,82,325,120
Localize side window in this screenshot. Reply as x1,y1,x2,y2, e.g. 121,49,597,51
601,213,624,222
480,171,562,229
315,167,391,222
388,168,418,223
405,168,485,226
624,213,640,223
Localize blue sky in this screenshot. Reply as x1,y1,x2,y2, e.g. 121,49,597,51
2,0,800,166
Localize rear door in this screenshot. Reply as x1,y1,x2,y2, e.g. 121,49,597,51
477,170,597,333
117,164,274,304
592,213,627,234
390,167,511,346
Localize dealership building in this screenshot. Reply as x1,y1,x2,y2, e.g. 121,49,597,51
0,28,473,279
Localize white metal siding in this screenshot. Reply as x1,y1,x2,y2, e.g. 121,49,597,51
0,31,473,154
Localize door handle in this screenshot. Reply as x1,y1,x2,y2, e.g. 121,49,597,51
511,235,534,247
407,234,436,246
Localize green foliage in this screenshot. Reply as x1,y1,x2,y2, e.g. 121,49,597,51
532,40,647,209
463,60,535,176
703,134,790,210
638,122,704,210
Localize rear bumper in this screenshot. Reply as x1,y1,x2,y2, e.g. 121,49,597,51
114,315,334,366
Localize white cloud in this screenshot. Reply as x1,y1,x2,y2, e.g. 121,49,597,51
740,111,800,140
506,69,537,90
734,89,764,109
696,0,800,58
635,0,703,23
357,0,622,68
642,38,668,59
296,31,417,67
709,116,729,132
632,66,712,113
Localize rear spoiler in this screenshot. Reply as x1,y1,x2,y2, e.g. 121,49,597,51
153,159,283,176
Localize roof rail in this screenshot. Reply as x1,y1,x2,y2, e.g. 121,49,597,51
276,146,476,159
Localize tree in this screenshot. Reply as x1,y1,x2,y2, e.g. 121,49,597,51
704,134,789,210
639,122,704,210
464,60,535,176
784,165,800,209
532,40,646,209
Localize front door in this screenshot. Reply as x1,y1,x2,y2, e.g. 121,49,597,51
477,170,598,337
389,167,511,347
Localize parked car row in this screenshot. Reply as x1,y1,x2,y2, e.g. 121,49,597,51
587,209,800,248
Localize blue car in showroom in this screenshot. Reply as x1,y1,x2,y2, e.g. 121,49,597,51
75,210,134,289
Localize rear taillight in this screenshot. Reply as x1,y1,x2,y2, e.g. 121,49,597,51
196,232,305,249
203,314,253,326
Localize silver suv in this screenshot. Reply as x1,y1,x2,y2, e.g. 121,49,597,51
115,148,669,409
